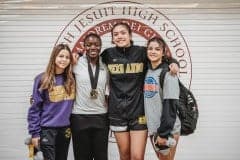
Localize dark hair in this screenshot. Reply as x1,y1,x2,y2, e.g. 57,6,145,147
84,33,102,47
147,37,167,62
111,22,133,45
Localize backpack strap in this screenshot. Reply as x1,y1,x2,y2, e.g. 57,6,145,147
159,68,169,89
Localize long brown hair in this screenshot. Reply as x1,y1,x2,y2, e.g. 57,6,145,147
40,44,75,95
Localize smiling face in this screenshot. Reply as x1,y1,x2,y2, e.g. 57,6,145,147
84,35,101,60
55,49,71,74
112,24,132,48
147,40,164,64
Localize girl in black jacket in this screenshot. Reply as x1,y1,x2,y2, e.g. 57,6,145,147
101,22,179,160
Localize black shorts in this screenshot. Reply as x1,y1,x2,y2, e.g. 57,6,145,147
109,115,147,132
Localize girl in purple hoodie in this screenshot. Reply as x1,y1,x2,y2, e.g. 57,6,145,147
27,44,75,160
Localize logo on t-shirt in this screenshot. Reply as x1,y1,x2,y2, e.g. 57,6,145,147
144,77,158,98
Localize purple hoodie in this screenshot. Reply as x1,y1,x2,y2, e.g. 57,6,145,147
27,73,75,138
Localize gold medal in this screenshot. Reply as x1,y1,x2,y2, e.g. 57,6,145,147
90,89,98,99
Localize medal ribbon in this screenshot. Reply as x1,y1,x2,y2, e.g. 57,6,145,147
87,57,100,90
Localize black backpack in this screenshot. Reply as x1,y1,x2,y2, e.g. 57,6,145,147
159,69,199,136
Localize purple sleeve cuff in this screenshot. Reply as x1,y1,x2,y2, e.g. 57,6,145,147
31,133,40,138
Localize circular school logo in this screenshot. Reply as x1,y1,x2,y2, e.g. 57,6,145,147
55,1,192,86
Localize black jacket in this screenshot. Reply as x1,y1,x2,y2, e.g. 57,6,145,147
101,45,147,120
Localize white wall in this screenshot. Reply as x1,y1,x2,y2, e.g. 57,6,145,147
0,0,240,159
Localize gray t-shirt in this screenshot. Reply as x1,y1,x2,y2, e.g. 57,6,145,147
144,67,181,135
72,55,109,114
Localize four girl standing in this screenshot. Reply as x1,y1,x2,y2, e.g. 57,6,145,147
27,22,180,160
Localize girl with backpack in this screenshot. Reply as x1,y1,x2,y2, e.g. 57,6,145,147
144,37,181,160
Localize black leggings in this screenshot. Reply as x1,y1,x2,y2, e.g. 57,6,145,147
72,127,109,160
71,114,109,160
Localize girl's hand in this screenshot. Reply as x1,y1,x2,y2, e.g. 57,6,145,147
72,52,80,65
156,136,167,145
169,63,179,75
31,137,40,148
